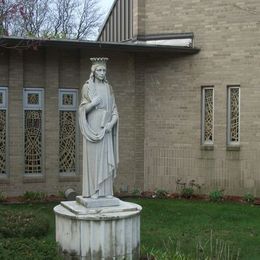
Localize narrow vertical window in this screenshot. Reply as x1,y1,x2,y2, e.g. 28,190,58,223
0,87,8,175
227,86,240,145
59,89,78,175
202,87,214,145
23,88,44,174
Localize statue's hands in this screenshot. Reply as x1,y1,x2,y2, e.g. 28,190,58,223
92,96,101,107
105,122,113,133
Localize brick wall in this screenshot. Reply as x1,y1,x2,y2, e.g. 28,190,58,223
142,0,260,196
0,47,143,196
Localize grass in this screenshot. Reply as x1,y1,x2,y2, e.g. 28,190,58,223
0,199,260,259
131,198,260,259
0,202,61,260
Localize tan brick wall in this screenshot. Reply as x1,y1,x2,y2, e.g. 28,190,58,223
0,48,143,196
2,0,260,197
142,0,260,196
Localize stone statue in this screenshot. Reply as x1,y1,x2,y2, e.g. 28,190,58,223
55,58,141,260
79,58,119,199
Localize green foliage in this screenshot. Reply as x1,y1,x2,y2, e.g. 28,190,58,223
154,189,169,199
131,188,141,196
181,187,194,199
142,233,240,260
0,191,6,202
176,179,202,199
243,192,255,204
196,231,240,260
57,190,66,199
0,238,61,260
23,191,47,201
209,189,224,202
1,200,260,259
142,239,192,260
0,211,49,238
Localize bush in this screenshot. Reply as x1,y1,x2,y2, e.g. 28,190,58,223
23,191,47,201
0,211,49,238
131,188,141,196
243,192,255,204
0,192,6,202
154,189,168,199
209,189,224,202
181,187,194,199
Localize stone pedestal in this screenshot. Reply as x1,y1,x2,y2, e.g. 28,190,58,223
54,199,142,260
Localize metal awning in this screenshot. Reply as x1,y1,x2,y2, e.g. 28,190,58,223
0,36,200,55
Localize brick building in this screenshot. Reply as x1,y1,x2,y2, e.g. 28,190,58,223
1,0,260,196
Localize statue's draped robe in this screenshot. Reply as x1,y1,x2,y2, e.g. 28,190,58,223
79,80,119,197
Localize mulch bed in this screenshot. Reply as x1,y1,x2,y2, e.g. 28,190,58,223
1,192,259,205
1,195,64,205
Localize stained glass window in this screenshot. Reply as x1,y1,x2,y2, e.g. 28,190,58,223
62,94,74,106
0,87,7,175
23,89,44,174
0,111,6,175
59,111,76,173
228,86,240,144
24,111,42,174
27,93,39,105
59,89,78,174
202,87,214,144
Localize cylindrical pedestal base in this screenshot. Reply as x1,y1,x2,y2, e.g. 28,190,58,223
54,200,142,260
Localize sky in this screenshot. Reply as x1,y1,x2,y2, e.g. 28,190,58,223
98,0,115,13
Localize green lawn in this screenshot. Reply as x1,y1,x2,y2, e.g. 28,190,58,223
1,199,260,259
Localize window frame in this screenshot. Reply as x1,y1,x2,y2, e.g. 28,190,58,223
201,86,214,146
23,88,44,177
227,85,240,146
58,89,79,177
59,89,78,111
0,86,8,178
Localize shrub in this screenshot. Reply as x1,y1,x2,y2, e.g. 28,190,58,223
176,179,203,199
0,211,49,238
131,188,141,196
209,189,224,202
154,189,168,199
0,191,7,202
58,190,66,199
23,191,47,201
243,192,255,204
181,187,194,199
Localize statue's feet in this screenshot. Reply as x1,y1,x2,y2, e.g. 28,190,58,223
106,195,113,199
91,193,98,199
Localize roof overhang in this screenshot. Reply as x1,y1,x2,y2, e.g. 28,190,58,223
0,36,200,55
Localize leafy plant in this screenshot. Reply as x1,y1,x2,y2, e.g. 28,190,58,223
181,187,194,199
0,211,49,238
0,191,7,202
154,189,169,199
58,190,66,199
176,179,203,199
209,189,224,202
243,192,255,204
23,191,47,201
131,188,141,196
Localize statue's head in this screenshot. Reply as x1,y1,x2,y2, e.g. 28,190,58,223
90,57,109,82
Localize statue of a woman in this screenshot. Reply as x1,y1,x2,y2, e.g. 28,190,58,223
79,58,119,199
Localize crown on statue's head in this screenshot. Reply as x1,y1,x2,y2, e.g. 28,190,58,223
90,57,109,67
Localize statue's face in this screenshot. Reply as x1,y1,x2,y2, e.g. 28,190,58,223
94,65,106,81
